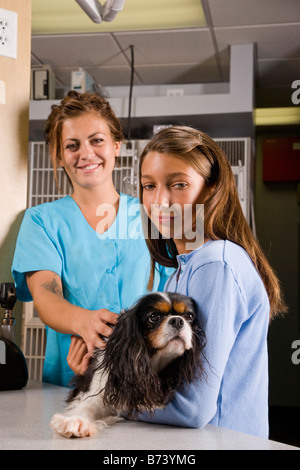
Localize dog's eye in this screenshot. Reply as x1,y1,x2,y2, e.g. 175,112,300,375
186,312,195,322
149,312,161,323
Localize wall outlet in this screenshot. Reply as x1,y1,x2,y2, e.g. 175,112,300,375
0,8,17,59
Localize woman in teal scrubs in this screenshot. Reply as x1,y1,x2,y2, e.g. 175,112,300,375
12,91,169,387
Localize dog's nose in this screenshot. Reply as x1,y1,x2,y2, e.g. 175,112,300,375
169,316,184,330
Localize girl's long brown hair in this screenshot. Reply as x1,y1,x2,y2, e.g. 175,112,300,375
139,126,287,320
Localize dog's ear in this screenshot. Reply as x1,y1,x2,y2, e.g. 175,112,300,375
102,302,163,416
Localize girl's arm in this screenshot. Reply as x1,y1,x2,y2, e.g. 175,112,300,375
67,335,91,375
26,270,118,354
138,261,246,428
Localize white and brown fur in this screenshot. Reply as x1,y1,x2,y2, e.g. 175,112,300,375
50,292,206,438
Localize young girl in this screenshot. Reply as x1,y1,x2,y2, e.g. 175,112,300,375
11,91,168,387
138,126,287,438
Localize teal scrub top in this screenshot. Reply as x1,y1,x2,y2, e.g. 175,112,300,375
12,194,170,387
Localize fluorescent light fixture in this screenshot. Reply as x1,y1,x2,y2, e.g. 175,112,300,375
75,0,125,24
254,108,300,126
32,0,206,34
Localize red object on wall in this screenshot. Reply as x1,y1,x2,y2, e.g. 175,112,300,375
263,137,300,182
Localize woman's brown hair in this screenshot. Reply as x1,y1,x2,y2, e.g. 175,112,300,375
44,90,124,186
139,126,287,320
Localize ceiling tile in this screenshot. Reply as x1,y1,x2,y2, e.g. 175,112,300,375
208,0,300,26
31,34,127,68
114,29,216,65
215,24,300,60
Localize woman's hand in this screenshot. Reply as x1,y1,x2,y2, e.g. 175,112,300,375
67,309,118,375
78,308,118,354
26,271,118,354
67,335,91,375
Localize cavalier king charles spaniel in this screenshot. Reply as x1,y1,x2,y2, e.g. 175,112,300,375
50,292,206,438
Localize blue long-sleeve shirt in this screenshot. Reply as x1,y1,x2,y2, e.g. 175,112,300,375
139,240,270,438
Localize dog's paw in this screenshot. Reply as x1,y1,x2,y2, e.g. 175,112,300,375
50,413,98,438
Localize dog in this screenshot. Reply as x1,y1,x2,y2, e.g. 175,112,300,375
50,292,206,438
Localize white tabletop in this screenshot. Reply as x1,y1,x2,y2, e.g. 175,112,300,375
0,380,298,451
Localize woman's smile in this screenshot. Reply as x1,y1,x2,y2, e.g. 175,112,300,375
77,162,103,173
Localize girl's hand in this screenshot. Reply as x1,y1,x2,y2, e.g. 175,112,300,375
67,335,91,376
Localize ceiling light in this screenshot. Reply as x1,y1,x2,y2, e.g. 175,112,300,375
254,108,300,126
